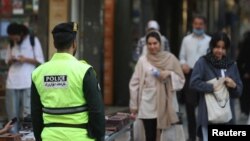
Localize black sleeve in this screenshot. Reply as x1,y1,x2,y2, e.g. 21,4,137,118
31,81,44,141
83,68,105,141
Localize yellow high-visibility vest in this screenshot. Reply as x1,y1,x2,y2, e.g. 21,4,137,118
32,53,91,126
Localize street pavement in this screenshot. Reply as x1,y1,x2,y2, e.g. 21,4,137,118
0,99,248,141
105,98,249,141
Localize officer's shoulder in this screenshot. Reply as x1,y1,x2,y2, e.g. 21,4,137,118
78,60,92,68
79,60,97,76
79,60,88,64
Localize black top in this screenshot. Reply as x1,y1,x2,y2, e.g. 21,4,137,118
31,67,105,141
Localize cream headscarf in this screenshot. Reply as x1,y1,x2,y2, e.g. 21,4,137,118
146,31,185,128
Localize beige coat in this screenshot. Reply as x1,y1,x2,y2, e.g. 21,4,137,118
129,55,185,141
129,54,185,126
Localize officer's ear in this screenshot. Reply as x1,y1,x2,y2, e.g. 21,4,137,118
72,40,77,50
72,40,77,56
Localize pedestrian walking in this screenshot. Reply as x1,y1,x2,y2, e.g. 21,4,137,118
0,121,13,135
31,22,105,141
178,15,211,141
190,32,243,141
237,31,250,117
132,20,171,140
129,30,185,141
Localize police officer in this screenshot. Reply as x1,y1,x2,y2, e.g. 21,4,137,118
31,22,105,141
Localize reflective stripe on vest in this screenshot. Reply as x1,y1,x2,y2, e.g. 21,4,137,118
42,105,88,115
44,123,88,129
32,53,91,125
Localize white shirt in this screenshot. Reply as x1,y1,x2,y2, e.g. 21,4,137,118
5,35,44,89
179,33,211,68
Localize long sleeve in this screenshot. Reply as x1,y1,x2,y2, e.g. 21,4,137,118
171,71,185,91
31,81,44,141
227,64,243,98
83,68,105,141
5,46,11,65
189,58,214,93
129,58,143,110
179,38,187,65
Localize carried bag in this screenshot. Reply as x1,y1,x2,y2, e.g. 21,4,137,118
160,124,185,141
205,77,232,123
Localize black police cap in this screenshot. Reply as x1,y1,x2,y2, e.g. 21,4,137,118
52,22,78,44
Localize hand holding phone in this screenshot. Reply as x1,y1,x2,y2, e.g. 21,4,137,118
10,117,17,125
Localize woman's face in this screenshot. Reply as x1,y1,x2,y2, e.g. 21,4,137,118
212,40,226,60
147,37,161,55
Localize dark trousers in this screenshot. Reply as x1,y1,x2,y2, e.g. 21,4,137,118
183,71,199,140
239,79,250,115
141,118,157,141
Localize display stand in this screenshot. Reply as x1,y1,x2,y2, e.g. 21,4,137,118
105,120,134,141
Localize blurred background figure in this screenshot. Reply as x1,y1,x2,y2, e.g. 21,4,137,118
132,20,170,62
237,31,250,117
178,15,211,141
0,121,13,135
5,23,45,133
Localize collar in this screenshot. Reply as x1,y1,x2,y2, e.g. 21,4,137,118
51,53,77,61
191,33,205,39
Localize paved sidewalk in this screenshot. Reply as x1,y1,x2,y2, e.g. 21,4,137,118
105,98,249,141
0,99,248,141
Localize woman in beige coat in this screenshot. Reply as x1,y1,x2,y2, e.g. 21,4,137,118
129,31,185,141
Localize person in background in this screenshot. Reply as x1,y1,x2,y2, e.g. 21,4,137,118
129,30,185,141
5,22,44,133
31,22,105,141
237,31,250,117
133,20,170,62
132,20,171,140
178,15,211,141
0,121,13,135
190,32,243,141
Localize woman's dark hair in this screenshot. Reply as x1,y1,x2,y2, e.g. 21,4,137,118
208,32,231,53
7,22,29,36
146,30,161,44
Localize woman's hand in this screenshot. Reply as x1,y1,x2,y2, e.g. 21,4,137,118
159,70,171,80
181,64,190,74
1,121,13,134
151,68,160,77
225,77,236,89
17,55,26,63
130,109,138,120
